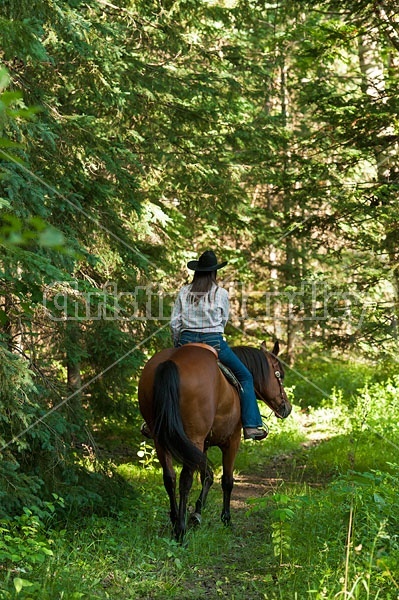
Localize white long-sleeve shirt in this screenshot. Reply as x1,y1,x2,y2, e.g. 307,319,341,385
170,283,229,345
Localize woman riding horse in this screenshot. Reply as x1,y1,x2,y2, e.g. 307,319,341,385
149,250,268,440
138,251,292,541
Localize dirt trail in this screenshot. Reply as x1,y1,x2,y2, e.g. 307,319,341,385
107,412,326,510
230,413,329,509
230,473,283,509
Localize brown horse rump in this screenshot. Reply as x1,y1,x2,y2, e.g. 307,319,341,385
182,342,241,392
183,342,218,358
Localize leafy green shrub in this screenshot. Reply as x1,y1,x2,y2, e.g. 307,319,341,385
352,375,399,438
0,507,55,569
0,500,62,599
247,466,399,597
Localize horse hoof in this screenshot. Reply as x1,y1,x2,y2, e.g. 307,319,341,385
174,529,186,544
190,512,202,527
221,514,231,527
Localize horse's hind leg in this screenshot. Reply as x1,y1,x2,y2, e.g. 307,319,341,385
157,447,178,528
175,464,195,541
190,459,213,526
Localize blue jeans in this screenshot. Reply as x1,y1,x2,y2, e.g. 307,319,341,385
177,331,263,428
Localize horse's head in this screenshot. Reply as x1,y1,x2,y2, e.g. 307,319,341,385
257,340,292,419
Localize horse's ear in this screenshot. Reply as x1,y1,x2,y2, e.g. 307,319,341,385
261,340,267,351
272,340,280,356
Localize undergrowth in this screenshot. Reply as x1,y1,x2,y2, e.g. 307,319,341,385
1,358,399,599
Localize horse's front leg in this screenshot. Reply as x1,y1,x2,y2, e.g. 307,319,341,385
190,457,214,527
221,469,233,525
220,430,241,525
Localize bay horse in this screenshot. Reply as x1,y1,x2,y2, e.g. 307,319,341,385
138,340,292,541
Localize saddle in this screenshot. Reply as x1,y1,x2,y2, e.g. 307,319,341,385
184,343,243,394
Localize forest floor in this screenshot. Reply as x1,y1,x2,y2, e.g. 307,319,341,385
109,408,334,515
77,394,397,600
4,403,397,600
231,416,327,511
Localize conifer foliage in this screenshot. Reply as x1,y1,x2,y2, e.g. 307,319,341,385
1,0,398,513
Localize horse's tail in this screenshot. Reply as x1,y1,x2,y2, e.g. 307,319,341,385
153,360,207,472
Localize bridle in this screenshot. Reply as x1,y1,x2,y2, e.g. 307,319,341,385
255,352,288,418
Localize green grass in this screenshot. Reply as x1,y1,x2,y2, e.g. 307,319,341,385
1,359,399,599
287,351,392,409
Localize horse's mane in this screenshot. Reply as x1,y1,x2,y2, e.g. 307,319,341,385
232,346,270,390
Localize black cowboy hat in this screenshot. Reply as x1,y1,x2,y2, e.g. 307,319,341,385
187,250,227,272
